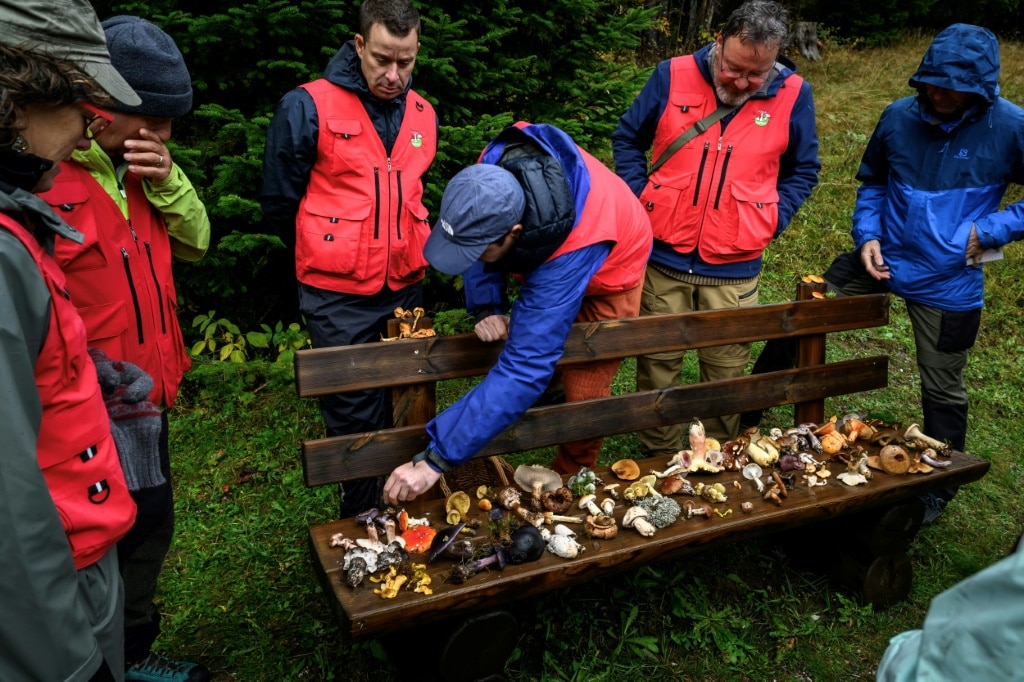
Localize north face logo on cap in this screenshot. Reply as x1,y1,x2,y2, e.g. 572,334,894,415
440,218,454,236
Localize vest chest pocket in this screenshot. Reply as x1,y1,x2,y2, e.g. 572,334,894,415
47,190,109,273
326,118,365,176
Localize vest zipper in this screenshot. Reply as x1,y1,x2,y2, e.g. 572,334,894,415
374,167,381,239
693,142,710,206
395,169,403,240
713,144,733,210
120,247,144,344
144,242,166,333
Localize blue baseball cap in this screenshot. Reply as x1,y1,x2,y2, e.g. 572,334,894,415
424,164,526,275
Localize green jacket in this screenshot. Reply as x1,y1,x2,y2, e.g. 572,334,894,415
72,142,210,262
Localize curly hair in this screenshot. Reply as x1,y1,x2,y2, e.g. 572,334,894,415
0,42,112,149
721,0,790,51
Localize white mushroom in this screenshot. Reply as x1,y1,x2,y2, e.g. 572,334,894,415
578,494,602,516
546,533,585,559
903,424,952,455
514,464,565,507
836,471,868,486
741,462,765,493
553,524,577,537
622,506,656,537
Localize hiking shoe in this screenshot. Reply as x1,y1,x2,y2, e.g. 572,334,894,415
920,493,948,527
125,652,209,682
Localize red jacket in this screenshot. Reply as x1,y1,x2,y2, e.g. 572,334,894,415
41,165,190,407
295,81,436,294
1,213,136,570
643,55,802,264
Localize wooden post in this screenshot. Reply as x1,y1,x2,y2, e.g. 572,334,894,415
386,317,441,499
794,280,828,425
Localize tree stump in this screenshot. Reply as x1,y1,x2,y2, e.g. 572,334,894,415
792,21,822,61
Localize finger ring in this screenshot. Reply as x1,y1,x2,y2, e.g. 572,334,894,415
158,155,164,166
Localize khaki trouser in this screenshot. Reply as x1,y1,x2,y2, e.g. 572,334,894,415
551,282,644,474
636,266,759,449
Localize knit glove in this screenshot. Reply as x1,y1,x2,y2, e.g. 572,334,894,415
89,348,165,491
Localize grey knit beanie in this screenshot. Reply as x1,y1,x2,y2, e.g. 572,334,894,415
102,15,193,117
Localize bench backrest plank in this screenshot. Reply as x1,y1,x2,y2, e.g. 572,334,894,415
295,294,889,396
296,291,890,488
302,357,888,485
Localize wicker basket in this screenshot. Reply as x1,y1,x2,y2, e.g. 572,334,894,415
440,455,515,497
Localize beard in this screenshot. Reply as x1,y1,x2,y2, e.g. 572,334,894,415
714,80,755,107
709,45,756,107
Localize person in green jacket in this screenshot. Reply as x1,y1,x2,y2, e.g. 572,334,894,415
38,15,211,682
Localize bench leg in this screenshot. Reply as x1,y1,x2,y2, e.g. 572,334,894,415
384,609,518,682
782,500,924,608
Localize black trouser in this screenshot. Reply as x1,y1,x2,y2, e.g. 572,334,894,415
299,281,423,517
118,412,174,664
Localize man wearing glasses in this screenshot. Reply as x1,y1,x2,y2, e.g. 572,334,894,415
38,15,210,682
612,0,819,447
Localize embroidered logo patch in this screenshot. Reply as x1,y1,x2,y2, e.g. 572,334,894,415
411,131,423,149
754,111,771,127
955,148,969,159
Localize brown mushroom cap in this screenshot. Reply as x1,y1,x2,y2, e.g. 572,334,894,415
610,458,641,481
540,486,574,513
879,444,911,474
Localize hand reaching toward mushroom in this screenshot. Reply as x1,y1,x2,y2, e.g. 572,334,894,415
123,127,172,185
383,458,442,504
474,314,510,343
860,240,890,280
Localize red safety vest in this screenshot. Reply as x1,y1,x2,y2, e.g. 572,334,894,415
295,81,437,294
642,55,802,264
550,146,652,295
1,213,136,570
41,165,190,407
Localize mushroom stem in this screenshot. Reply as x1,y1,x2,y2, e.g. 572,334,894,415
904,423,952,455
543,512,584,524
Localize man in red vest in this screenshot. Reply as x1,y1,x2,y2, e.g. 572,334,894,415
262,0,437,518
38,15,210,682
384,123,653,503
612,0,820,447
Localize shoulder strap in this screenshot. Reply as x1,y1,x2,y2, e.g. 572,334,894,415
648,104,737,176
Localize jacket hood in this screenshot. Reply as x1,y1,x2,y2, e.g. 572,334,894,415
909,24,1000,104
322,39,412,101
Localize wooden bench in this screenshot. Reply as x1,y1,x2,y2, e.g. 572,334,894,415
295,283,989,678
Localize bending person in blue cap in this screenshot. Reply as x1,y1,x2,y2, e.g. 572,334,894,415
384,122,653,503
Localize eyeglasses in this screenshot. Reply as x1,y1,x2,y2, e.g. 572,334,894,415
78,101,114,139
716,47,772,86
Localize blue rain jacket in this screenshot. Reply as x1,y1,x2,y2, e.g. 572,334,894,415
852,23,1024,311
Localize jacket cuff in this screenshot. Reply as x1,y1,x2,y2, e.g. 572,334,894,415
412,448,452,474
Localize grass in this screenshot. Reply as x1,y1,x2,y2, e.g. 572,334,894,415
161,32,1024,680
